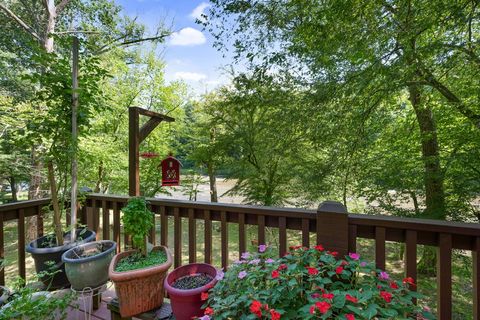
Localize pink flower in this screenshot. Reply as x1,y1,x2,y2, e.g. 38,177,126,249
249,259,261,265
259,244,267,253
265,258,275,263
215,269,224,281
349,252,360,260
199,316,211,320
360,262,367,267
379,271,389,280
238,271,247,279
241,252,250,260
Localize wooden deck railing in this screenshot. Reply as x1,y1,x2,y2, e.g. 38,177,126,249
0,193,479,319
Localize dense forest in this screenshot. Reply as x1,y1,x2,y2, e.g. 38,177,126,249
0,1,479,233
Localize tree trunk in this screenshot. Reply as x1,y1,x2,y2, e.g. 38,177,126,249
9,176,17,202
44,0,56,53
94,161,104,193
207,162,218,202
409,83,445,276
47,161,64,246
27,148,42,241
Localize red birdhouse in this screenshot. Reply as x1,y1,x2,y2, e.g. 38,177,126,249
160,155,181,186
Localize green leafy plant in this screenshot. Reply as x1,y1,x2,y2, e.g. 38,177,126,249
0,272,76,319
121,197,154,256
201,246,435,320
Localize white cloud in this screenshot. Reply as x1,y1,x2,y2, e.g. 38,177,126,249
174,72,207,81
190,2,210,21
169,27,206,46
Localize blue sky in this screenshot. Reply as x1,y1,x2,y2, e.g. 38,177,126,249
116,0,232,95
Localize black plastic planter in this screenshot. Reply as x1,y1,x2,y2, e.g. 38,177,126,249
25,228,96,289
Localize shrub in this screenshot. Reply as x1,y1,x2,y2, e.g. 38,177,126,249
200,245,435,320
121,197,154,256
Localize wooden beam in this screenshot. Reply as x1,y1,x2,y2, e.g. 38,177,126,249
139,117,163,143
128,107,140,196
137,108,175,122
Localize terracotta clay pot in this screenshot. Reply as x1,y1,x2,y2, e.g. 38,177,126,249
109,246,172,317
164,263,218,320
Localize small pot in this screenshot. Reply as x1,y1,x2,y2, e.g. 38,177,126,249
109,245,172,317
25,228,96,289
164,263,218,320
62,240,116,290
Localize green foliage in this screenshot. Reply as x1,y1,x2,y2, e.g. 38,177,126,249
0,275,76,320
121,197,154,256
114,249,167,272
204,246,435,320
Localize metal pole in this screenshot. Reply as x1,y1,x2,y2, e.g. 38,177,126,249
70,36,79,242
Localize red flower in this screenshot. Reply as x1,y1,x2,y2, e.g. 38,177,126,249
307,267,319,275
380,291,392,303
309,305,316,315
330,251,338,257
345,314,355,320
204,307,214,315
271,270,280,279
403,277,416,286
314,244,324,251
289,245,302,250
322,293,334,300
201,292,209,301
314,301,331,314
335,266,344,274
278,264,287,271
270,309,281,320
250,300,263,318
389,281,399,289
341,260,348,266
345,294,358,303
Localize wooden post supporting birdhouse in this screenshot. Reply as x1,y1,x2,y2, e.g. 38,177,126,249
128,107,174,196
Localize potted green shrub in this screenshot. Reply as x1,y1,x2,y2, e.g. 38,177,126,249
199,245,436,320
109,197,172,317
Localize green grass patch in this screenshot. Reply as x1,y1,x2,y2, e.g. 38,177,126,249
114,250,167,272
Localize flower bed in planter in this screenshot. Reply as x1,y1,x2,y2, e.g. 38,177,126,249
199,245,435,320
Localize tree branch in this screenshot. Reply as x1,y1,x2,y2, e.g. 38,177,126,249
420,67,480,129
95,32,171,55
55,0,71,15
0,3,41,41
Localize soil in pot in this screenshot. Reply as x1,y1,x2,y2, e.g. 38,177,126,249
67,241,114,259
114,250,167,272
172,274,213,290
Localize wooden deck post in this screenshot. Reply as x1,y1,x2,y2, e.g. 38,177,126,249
128,107,174,197
316,201,349,256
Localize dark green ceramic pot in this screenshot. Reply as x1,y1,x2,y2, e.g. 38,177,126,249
62,240,116,291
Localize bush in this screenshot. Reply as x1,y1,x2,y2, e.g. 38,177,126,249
121,197,154,256
200,245,435,319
